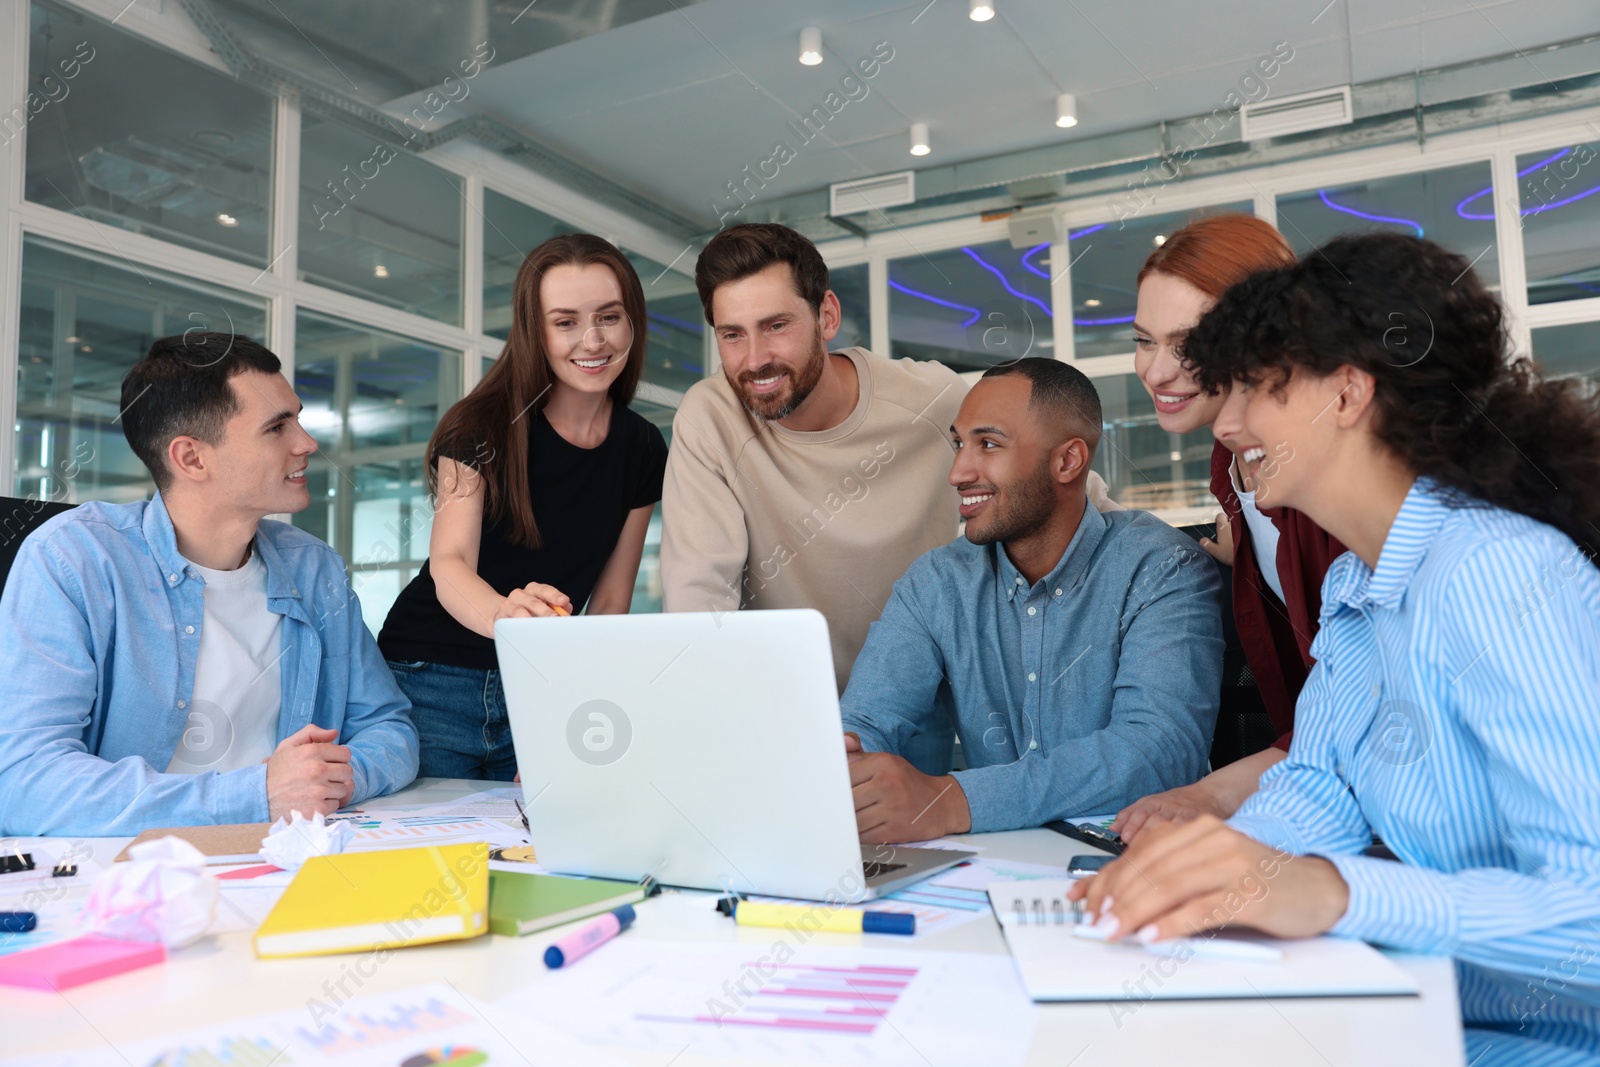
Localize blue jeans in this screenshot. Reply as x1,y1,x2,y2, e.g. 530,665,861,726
387,660,518,781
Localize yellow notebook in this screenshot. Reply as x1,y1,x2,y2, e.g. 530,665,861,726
253,842,489,959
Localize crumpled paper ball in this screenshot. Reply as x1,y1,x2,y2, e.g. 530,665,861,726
259,810,353,871
82,836,218,948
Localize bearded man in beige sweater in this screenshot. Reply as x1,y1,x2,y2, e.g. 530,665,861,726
663,223,1120,773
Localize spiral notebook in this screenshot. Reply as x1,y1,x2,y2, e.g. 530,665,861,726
986,880,1419,1002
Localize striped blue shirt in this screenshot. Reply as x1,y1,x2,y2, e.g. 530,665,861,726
1230,478,1600,1066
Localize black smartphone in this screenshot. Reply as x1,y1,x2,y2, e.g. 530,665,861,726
1043,820,1126,856
1068,854,1114,879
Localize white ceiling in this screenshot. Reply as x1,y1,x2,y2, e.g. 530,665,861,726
392,0,1600,228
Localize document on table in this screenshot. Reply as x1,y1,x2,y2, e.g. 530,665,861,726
340,815,530,852
986,879,1420,1002
497,940,1037,1067
10,982,627,1067
335,787,526,825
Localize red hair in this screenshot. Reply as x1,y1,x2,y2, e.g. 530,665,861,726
1137,214,1294,299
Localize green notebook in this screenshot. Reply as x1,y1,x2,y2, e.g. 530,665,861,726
487,870,646,937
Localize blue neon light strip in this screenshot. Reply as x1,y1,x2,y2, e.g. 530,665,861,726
1455,149,1568,219
647,311,703,333
1317,190,1424,236
1021,240,1135,326
960,247,1052,316
888,279,982,326
1022,243,1051,279
894,239,1143,330
1456,148,1600,220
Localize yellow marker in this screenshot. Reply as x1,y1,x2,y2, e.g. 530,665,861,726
730,900,914,935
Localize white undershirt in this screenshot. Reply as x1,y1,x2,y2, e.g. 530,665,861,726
165,547,284,774
1231,459,1287,605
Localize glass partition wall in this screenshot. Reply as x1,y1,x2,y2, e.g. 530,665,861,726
12,0,1600,633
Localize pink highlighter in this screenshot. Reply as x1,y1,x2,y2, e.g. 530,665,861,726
544,904,636,968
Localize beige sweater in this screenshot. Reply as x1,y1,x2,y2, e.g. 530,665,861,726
661,347,968,692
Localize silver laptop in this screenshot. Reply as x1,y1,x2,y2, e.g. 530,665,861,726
495,608,973,902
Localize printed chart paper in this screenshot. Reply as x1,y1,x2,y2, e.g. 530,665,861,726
497,940,1036,1066
18,982,625,1067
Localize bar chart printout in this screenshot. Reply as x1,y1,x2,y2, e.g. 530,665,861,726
495,941,1038,1067
293,995,476,1055
145,1035,286,1067
637,961,916,1035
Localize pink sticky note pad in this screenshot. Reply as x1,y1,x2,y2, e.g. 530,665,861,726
0,935,165,990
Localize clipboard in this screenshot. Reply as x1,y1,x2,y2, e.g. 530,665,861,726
113,823,270,864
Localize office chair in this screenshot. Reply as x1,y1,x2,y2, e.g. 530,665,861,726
0,496,77,598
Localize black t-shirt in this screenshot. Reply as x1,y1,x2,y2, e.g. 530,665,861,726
378,403,668,670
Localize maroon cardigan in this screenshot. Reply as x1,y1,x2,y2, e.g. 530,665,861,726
1209,441,1346,751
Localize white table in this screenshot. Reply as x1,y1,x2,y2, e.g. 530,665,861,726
3,778,1465,1066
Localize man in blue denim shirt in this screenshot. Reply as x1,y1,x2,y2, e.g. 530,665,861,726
842,359,1222,841
0,333,418,836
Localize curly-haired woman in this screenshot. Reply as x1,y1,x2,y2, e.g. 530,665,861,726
1072,232,1600,1066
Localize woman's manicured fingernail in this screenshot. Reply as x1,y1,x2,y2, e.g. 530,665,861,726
1136,924,1160,944
1094,913,1120,938
1098,894,1115,917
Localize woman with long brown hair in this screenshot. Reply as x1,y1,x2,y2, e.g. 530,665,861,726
378,234,667,780
1112,214,1344,841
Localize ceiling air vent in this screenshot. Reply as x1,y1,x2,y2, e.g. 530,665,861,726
830,171,916,217
1240,86,1353,142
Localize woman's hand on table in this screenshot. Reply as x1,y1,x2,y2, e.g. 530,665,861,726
1065,815,1350,943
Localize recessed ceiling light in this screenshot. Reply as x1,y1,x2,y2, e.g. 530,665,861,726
1056,93,1078,128
969,0,995,21
909,122,930,157
1169,450,1183,462
799,27,823,66
216,212,238,227
374,264,390,278
65,335,79,343
1084,298,1101,307
1153,234,1167,247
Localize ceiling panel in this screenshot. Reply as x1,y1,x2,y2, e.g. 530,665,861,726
342,0,1600,224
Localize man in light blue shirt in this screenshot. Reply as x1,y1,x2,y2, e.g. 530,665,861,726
841,358,1222,841
0,332,418,836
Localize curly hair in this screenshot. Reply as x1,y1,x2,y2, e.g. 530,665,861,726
1182,232,1600,553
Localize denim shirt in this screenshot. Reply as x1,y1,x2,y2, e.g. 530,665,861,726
841,502,1223,832
0,495,419,836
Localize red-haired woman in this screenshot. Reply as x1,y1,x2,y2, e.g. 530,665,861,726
378,234,668,780
1112,214,1344,841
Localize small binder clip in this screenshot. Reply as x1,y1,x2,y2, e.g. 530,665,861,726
0,851,34,876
